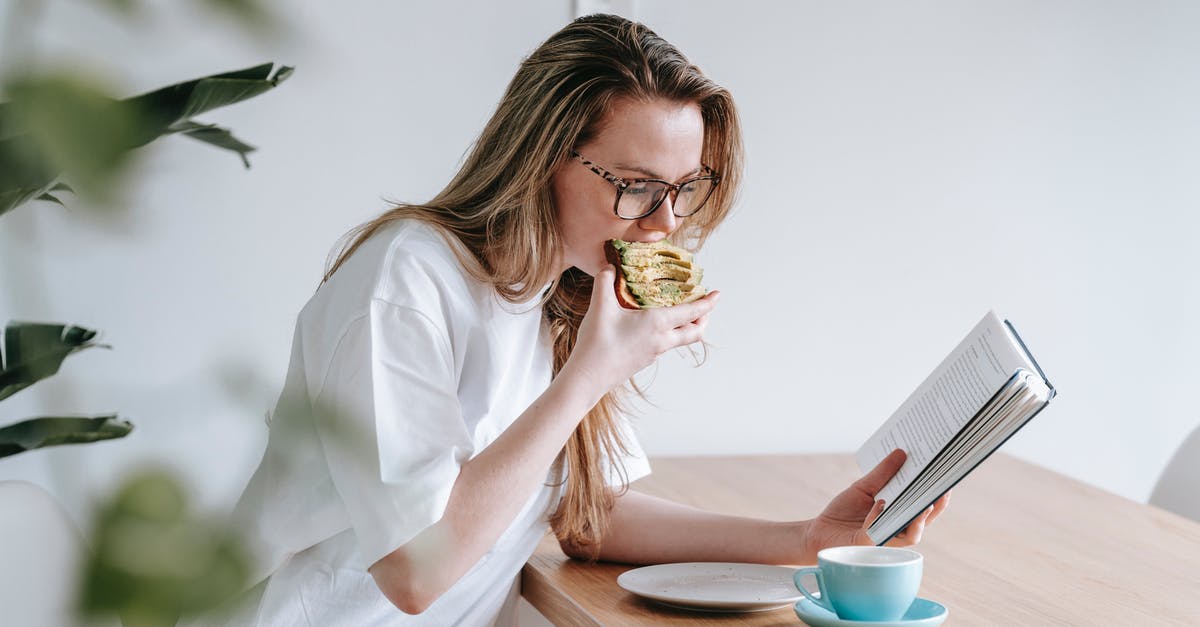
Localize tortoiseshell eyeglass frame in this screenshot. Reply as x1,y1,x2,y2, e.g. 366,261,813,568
570,151,722,220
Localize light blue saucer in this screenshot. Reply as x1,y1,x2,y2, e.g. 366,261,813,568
794,597,948,627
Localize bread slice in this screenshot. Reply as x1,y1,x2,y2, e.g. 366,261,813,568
605,239,706,309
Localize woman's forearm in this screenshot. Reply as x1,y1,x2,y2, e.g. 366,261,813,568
441,362,603,561
587,489,815,566
371,363,604,613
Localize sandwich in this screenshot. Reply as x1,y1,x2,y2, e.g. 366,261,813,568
605,239,706,309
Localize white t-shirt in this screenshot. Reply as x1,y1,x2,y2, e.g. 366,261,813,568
197,220,650,626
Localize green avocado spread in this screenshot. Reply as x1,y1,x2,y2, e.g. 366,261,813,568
609,239,706,308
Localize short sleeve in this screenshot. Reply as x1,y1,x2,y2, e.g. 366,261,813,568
604,416,652,487
313,299,470,567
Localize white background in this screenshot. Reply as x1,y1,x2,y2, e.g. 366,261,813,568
2,0,1197,597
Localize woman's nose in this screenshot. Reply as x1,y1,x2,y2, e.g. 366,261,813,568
639,194,679,233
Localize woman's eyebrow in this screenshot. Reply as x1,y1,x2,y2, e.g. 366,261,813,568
612,163,704,180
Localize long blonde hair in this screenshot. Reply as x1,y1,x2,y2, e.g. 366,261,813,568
325,14,743,558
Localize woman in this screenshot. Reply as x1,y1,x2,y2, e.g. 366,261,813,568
220,14,948,627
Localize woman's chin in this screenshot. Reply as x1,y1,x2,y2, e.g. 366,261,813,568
570,256,607,278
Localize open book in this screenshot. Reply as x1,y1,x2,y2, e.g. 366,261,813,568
856,311,1056,544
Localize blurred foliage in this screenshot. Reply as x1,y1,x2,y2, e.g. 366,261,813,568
0,75,138,212
201,0,276,32
0,63,293,216
79,470,251,627
93,0,278,33
0,0,297,624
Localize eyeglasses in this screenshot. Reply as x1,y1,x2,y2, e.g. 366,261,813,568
571,151,721,220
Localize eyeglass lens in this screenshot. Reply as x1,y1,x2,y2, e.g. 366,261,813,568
617,178,716,219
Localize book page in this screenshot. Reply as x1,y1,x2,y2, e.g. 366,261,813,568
871,378,1050,541
855,311,1033,505
882,373,1029,516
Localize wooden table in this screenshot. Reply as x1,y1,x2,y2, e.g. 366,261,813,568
522,454,1200,625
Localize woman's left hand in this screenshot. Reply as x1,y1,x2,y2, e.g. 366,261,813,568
803,449,951,560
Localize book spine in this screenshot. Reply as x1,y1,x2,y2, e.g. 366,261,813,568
1004,319,1056,398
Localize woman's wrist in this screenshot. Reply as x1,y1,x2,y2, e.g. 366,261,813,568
554,359,612,409
789,519,817,565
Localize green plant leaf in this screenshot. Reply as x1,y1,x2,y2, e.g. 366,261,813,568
0,322,109,401
123,63,293,148
0,415,132,459
0,129,65,217
35,192,64,206
0,185,53,216
167,120,256,168
32,181,75,207
0,173,81,217
0,63,292,217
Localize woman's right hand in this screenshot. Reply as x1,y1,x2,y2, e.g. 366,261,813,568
562,264,720,395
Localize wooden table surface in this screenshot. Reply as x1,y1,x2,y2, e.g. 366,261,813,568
521,454,1200,625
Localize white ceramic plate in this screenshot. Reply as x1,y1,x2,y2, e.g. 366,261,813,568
616,562,803,612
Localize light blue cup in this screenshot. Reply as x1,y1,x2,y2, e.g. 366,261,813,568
793,546,923,621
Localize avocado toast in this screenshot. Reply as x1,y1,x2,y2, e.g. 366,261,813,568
605,239,706,308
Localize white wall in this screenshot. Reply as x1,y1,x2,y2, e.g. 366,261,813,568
634,0,1200,506
2,0,1196,553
